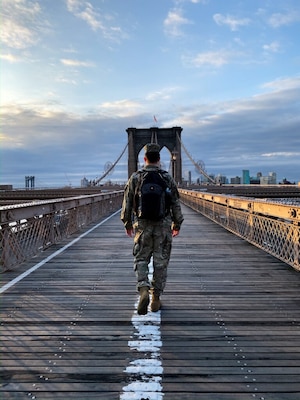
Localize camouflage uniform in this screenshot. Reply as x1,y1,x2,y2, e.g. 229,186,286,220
121,164,184,295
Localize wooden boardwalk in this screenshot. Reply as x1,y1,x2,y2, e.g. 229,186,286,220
1,205,300,400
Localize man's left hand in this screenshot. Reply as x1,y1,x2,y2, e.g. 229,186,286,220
126,228,134,237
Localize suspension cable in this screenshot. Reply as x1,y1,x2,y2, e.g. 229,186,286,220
94,142,128,185
176,133,216,184
94,135,215,185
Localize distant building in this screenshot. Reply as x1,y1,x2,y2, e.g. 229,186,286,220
201,174,215,184
269,172,277,184
260,172,277,185
242,170,250,184
216,174,227,184
250,176,260,184
230,176,241,184
0,185,13,190
81,177,89,187
188,171,192,185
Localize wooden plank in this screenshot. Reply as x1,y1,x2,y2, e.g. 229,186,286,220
1,205,300,399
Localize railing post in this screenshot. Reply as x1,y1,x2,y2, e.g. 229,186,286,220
226,199,230,228
48,213,55,246
247,203,254,242
293,221,300,271
1,224,10,272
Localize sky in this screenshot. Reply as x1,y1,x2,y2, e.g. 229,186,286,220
1,0,300,188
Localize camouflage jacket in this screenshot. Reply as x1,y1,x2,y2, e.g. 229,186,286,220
121,165,184,231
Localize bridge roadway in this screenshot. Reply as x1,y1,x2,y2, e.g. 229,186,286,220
1,204,300,400
1,184,300,206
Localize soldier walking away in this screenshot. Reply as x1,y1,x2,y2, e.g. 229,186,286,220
121,143,184,315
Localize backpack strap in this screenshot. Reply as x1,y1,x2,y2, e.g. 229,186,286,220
133,170,146,215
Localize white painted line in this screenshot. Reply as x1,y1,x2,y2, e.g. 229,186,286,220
0,209,121,294
120,259,164,400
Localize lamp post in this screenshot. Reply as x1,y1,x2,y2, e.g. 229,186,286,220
171,151,178,180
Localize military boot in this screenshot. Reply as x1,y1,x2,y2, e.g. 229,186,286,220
151,291,161,312
137,287,149,315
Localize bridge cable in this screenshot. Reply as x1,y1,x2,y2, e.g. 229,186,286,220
94,142,128,185
176,133,216,184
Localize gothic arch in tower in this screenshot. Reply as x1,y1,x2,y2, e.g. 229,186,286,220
126,126,183,184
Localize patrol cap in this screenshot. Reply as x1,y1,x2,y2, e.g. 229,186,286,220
144,143,160,154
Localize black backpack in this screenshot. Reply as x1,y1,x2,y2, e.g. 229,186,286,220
135,170,170,220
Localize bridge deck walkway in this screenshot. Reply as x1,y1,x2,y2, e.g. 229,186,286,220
1,204,300,400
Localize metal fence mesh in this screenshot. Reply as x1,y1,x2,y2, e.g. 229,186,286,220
180,190,300,271
0,192,123,272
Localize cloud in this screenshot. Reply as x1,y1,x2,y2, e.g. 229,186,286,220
0,103,131,186
1,75,300,187
182,50,232,67
66,0,126,42
161,75,300,177
60,58,95,67
66,0,102,31
0,0,48,49
0,53,22,63
213,13,251,31
0,20,37,49
268,10,300,28
97,99,144,118
261,75,300,91
164,8,193,37
0,133,24,149
145,87,180,101
262,41,280,53
56,77,78,85
262,152,300,158
0,103,128,153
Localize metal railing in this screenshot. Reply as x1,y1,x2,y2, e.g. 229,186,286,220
179,189,300,271
0,191,123,272
2,188,299,273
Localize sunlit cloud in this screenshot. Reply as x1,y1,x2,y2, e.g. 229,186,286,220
1,19,39,49
0,133,24,149
0,53,22,63
60,58,95,67
98,99,144,117
0,0,48,49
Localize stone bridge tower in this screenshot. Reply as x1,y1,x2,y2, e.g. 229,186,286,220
126,126,183,184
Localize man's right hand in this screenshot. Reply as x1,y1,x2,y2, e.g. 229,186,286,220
172,229,180,237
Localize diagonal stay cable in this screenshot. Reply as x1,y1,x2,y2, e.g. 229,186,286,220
94,142,128,185
176,132,216,184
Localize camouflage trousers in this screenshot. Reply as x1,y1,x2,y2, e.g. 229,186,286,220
132,218,173,295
